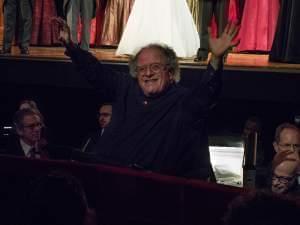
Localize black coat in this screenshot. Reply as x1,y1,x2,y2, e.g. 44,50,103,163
66,45,222,180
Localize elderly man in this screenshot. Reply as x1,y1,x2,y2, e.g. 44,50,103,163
5,109,48,159
271,123,300,194
54,18,238,179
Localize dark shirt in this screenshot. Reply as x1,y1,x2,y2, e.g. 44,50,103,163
66,44,222,179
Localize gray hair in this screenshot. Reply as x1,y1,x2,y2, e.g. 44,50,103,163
128,43,180,81
13,108,41,129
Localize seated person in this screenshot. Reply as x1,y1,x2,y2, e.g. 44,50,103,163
25,170,97,225
81,103,112,153
223,190,300,225
5,109,49,159
18,99,48,147
271,123,300,194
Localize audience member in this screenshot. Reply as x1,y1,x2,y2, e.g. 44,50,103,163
63,0,99,50
18,99,42,116
82,103,112,153
1,0,33,55
223,190,300,225
53,18,238,179
242,116,262,139
18,99,49,145
5,109,49,159
25,170,97,225
271,123,300,194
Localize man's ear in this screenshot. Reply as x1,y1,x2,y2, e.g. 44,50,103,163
273,141,279,153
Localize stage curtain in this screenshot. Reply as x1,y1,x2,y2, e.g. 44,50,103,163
99,0,134,46
269,0,300,63
235,0,280,52
31,0,60,46
0,0,3,45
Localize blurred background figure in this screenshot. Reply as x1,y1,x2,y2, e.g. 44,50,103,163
5,109,49,159
18,99,48,146
81,103,112,153
269,0,300,64
1,0,33,54
271,123,300,195
19,99,41,114
25,170,97,225
63,0,99,50
223,191,300,225
242,116,262,139
194,0,230,61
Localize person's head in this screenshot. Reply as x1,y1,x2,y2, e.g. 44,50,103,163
273,123,300,153
223,191,300,225
27,171,89,225
129,43,180,97
98,103,112,129
19,99,40,112
242,116,262,138
13,109,43,146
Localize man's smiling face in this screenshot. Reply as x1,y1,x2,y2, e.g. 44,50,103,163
136,47,174,97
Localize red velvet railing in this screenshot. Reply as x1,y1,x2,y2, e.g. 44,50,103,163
0,155,245,225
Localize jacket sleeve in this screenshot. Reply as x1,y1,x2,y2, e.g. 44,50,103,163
190,62,223,113
65,43,131,100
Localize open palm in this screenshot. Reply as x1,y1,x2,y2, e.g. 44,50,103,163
209,22,239,57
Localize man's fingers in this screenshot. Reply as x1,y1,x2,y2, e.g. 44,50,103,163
229,24,239,39
231,39,240,47
224,22,231,34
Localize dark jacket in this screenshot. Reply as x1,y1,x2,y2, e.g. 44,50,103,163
66,44,222,180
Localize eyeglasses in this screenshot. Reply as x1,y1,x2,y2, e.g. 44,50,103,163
278,143,300,151
136,63,168,75
23,122,43,130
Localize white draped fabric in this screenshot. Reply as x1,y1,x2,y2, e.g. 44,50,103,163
116,0,200,58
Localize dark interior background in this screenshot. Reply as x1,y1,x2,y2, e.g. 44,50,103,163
0,58,299,163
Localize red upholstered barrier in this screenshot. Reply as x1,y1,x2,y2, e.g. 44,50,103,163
0,155,244,225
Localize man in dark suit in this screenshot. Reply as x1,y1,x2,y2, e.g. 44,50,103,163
1,0,33,54
6,109,49,159
82,103,112,152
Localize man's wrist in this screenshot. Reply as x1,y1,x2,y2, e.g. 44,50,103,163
209,54,224,70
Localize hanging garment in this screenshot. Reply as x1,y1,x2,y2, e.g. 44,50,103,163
116,0,200,58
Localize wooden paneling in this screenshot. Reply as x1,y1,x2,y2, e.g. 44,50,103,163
1,46,300,74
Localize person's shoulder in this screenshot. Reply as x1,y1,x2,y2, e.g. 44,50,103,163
3,135,24,156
